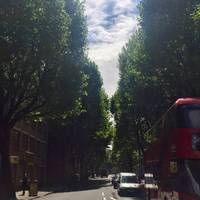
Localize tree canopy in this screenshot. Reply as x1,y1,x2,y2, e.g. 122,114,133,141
112,0,200,172
0,0,112,198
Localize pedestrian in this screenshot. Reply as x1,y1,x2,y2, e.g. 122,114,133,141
22,173,28,195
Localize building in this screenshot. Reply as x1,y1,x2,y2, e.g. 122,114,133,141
9,120,48,190
46,128,80,186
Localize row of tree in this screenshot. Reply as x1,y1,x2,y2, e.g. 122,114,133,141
111,0,200,172
0,0,112,199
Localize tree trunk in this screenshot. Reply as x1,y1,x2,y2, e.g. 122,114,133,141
0,128,16,200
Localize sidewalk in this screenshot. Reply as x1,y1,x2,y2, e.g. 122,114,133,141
16,185,66,200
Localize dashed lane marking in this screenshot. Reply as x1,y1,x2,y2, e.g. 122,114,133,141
102,192,106,200
110,197,117,200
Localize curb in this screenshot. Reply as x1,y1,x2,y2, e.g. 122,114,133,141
27,191,54,200
32,187,66,199
17,187,66,200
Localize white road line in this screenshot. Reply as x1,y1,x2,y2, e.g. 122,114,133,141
102,192,106,200
111,191,118,199
110,197,117,200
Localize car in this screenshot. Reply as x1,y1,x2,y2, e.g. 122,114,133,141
112,173,119,188
100,169,108,178
115,172,144,196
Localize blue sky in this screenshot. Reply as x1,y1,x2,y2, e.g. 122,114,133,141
85,0,140,97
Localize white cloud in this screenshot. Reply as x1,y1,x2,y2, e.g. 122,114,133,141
85,0,140,97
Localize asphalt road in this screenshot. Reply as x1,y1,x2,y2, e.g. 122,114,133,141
37,178,145,200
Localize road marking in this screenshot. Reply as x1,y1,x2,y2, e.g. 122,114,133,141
110,197,117,200
102,192,106,200
111,191,118,199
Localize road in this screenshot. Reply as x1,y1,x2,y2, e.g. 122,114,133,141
37,178,145,200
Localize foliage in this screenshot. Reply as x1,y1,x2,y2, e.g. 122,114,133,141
39,0,88,122
112,0,200,171
0,0,71,198
193,4,200,20
0,0,113,197
65,0,87,56
35,0,112,183
0,0,69,128
73,61,113,179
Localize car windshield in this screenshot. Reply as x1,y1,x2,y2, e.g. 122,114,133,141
121,176,138,183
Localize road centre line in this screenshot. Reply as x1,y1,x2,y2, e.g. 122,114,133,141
102,192,106,200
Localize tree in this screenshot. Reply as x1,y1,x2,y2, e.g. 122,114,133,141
111,31,153,171
65,0,87,56
75,61,107,180
0,1,69,199
112,0,200,172
42,0,88,120
44,0,112,185
44,0,89,186
140,0,200,98
88,90,113,175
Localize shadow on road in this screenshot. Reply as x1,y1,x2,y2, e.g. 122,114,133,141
117,190,146,200
54,178,111,193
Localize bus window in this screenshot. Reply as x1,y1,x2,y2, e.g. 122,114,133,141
177,105,200,128
188,110,200,128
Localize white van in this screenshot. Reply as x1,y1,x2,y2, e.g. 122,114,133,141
116,172,144,196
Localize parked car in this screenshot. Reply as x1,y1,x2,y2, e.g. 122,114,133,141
115,172,144,196
100,169,108,178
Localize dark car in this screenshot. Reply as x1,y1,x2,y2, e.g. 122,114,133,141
100,169,108,178
112,174,119,189
112,173,119,188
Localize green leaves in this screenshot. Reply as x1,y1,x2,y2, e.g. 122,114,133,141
113,0,200,171
192,4,200,20
0,0,70,126
65,0,87,56
0,0,113,191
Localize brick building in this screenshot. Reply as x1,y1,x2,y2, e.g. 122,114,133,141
46,129,80,186
9,120,48,190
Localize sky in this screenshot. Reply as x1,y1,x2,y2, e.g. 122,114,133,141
85,0,140,97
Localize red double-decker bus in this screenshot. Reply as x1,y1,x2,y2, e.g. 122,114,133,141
144,98,200,200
